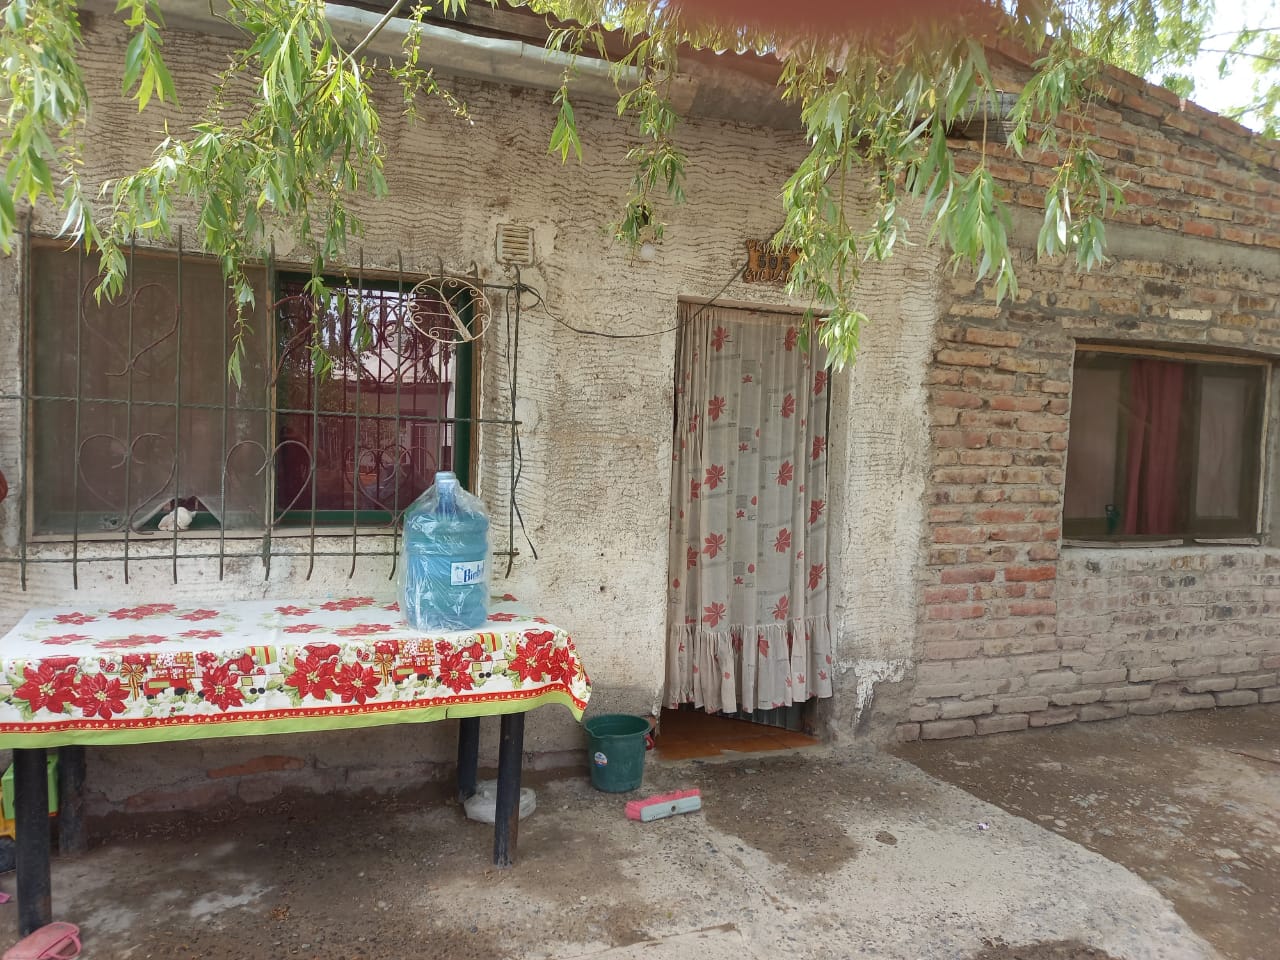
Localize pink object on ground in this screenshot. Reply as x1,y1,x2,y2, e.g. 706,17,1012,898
624,788,702,821
2,922,80,960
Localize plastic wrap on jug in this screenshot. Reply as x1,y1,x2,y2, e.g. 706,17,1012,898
399,471,490,631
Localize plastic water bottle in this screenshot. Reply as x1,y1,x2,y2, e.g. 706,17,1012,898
399,471,490,631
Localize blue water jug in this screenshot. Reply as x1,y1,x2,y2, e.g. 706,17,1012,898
399,471,490,631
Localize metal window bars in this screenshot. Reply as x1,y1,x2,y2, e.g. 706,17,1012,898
0,221,528,588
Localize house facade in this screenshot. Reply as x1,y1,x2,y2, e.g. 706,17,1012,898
0,6,1275,814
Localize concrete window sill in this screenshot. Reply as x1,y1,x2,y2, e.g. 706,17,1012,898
1062,537,1262,549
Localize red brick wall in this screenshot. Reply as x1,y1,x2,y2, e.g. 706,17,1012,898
960,53,1280,253
897,72,1280,741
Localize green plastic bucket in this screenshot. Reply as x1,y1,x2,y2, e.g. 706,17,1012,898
584,714,651,792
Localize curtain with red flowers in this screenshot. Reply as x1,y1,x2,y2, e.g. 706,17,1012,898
666,303,834,715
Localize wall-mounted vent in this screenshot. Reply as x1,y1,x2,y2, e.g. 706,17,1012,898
496,223,535,266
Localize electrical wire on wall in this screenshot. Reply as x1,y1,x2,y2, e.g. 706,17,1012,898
514,257,750,340
512,204,822,341
487,231,810,576
502,282,538,576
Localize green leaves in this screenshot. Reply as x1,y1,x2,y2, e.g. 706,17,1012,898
0,0,91,248
549,83,582,162
1218,3,1280,136
1072,0,1214,97
117,0,175,111
90,0,411,382
1036,141,1123,271
541,13,690,247
4,0,1278,379
946,167,1017,303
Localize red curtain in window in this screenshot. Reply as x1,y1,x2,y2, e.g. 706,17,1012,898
1122,359,1185,535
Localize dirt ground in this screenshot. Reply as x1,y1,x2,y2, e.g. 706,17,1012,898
897,704,1280,960
1,707,1272,959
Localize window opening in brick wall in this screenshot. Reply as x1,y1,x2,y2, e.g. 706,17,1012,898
5,229,526,587
1063,346,1268,542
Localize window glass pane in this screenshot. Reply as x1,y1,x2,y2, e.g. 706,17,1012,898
1064,365,1123,521
275,280,461,521
1195,374,1248,521
30,247,269,534
1065,350,1266,541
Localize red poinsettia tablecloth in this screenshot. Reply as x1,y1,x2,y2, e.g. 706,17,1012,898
0,595,591,747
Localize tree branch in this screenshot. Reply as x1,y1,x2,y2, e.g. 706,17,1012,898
347,0,413,60
1197,47,1280,64
208,0,251,38
1199,26,1280,41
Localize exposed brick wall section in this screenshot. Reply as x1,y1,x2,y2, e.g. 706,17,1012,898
952,52,1280,253
888,54,1280,740
900,245,1280,741
1054,550,1280,718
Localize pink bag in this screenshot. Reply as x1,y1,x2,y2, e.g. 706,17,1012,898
2,923,80,960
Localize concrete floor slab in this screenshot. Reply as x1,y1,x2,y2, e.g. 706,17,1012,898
0,752,1213,960
0,735,1218,960
897,704,1280,960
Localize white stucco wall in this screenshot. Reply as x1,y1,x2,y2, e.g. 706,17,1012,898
827,245,941,736
0,17,939,811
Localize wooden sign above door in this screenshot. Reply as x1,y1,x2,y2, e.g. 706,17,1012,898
743,240,800,285
747,240,793,285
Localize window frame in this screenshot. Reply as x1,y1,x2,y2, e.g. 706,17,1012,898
270,270,477,529
25,240,272,540
1063,343,1270,545
23,241,480,541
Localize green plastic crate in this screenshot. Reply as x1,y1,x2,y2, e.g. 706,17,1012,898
1,756,60,819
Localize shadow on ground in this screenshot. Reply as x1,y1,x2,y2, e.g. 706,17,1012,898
969,942,1124,960
896,704,1280,960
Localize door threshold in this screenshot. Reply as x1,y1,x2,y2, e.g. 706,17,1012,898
653,708,820,761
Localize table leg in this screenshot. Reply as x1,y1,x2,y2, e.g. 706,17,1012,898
456,716,480,803
14,748,52,936
493,712,524,868
56,745,87,856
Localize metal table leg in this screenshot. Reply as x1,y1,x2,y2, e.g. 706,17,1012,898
492,712,525,868
456,717,480,802
56,745,87,856
14,748,52,936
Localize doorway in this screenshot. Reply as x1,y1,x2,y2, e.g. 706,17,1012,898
661,301,833,756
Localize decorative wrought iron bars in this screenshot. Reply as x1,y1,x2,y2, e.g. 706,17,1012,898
0,223,526,587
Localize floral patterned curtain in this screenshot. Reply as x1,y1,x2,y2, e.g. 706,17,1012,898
666,303,834,715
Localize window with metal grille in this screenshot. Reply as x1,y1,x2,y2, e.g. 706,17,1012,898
29,242,271,535
11,233,526,585
1063,346,1269,541
273,275,474,526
